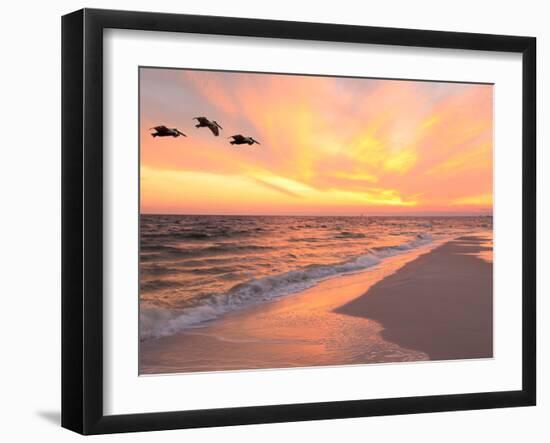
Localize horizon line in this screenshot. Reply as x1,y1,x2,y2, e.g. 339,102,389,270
140,212,493,218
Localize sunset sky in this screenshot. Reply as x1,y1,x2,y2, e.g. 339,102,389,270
140,68,493,216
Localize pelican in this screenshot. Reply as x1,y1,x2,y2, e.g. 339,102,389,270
193,116,223,136
228,134,261,146
149,125,186,138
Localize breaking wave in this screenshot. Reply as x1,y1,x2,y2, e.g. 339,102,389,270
140,233,433,341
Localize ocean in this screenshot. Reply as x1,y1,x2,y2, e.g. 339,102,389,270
140,215,492,341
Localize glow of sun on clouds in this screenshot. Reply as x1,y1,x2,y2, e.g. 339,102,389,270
330,171,378,184
141,167,283,214
140,68,493,215
350,135,384,163
452,193,493,206
347,133,418,176
252,174,415,207
422,116,439,129
427,141,492,176
383,148,418,173
141,166,417,214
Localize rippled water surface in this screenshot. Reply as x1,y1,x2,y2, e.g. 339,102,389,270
140,215,492,340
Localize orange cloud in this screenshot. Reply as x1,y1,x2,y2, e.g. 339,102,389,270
140,68,493,215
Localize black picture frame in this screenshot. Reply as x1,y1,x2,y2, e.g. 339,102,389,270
62,8,536,435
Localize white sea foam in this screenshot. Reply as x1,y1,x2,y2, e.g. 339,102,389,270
140,233,434,341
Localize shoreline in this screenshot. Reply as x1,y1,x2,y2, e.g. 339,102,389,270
336,234,493,361
140,233,492,374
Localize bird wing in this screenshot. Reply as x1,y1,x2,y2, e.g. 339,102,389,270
231,135,244,141
152,125,168,131
208,125,220,136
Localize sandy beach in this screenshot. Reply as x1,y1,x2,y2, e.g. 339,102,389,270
336,235,493,361
140,234,492,374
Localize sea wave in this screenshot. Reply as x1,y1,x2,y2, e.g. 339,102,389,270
140,242,273,259
140,233,433,341
335,231,367,239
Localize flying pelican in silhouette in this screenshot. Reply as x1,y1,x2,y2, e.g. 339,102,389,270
229,134,261,146
193,116,223,136
149,125,186,138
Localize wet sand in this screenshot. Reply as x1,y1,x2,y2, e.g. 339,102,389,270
140,234,492,374
336,235,493,360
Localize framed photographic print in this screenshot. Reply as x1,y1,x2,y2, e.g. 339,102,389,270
62,8,536,435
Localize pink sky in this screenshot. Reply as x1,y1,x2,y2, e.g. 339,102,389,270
140,68,493,216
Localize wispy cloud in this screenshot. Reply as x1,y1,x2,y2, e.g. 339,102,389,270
250,176,303,199
140,68,493,215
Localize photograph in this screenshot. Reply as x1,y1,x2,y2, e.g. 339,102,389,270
138,67,494,375
54,4,539,436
